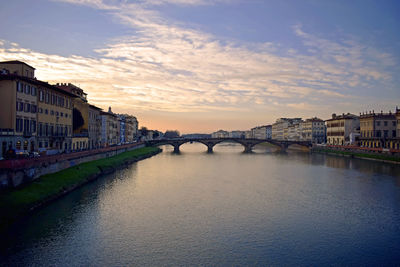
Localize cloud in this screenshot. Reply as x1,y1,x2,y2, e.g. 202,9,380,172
1,0,398,132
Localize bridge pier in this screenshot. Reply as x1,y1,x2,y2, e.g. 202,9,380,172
280,144,288,152
244,144,253,153
207,144,213,153
173,144,180,153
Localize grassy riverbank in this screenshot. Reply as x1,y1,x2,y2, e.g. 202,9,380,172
0,146,161,234
312,148,400,163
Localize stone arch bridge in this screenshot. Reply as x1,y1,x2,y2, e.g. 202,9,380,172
146,138,312,153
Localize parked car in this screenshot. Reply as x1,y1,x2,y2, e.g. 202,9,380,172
15,150,29,158
29,151,40,158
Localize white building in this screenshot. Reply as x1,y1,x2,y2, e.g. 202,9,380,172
299,117,326,143
326,113,359,145
251,125,272,139
272,118,302,140
211,130,229,138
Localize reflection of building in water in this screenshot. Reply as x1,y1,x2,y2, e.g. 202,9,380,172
324,155,350,170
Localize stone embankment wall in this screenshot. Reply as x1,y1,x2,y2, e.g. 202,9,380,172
0,143,145,188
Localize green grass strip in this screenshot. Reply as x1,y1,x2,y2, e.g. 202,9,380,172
0,146,160,233
313,148,400,162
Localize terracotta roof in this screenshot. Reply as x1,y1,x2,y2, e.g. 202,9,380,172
0,74,76,97
0,60,36,70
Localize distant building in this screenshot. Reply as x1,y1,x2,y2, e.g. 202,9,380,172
272,118,302,140
251,125,271,139
359,111,396,148
299,117,326,143
326,113,359,145
211,130,229,138
101,107,119,146
245,130,252,139
88,104,102,149
117,114,138,143
229,130,245,139
395,107,400,149
55,83,89,151
182,133,211,139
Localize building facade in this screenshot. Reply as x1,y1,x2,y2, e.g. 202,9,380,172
299,118,326,143
326,113,359,145
101,108,119,146
37,83,74,154
272,118,302,140
88,104,102,149
359,111,397,148
0,61,38,157
251,125,271,139
211,130,229,138
55,83,89,151
0,61,74,157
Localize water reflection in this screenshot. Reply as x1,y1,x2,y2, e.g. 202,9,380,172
1,143,400,266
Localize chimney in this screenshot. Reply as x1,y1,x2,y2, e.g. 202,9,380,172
108,106,112,113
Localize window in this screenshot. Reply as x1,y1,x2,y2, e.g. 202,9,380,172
45,92,49,103
56,111,59,116
384,130,388,138
39,90,44,101
24,103,30,113
45,123,49,136
31,86,37,96
24,119,30,133
45,109,48,115
16,118,23,132
50,110,54,116
31,120,36,133
376,121,380,126
39,123,43,136
31,105,37,113
60,112,63,117
384,121,388,126
16,101,24,111
50,125,54,136
25,84,30,95
393,121,396,127
17,82,23,92
393,130,396,138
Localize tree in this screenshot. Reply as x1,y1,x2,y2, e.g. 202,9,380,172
164,130,180,139
73,108,84,131
140,126,148,137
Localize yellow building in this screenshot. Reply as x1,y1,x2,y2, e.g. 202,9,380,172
55,83,89,151
0,61,38,157
359,111,396,149
0,61,76,157
37,83,74,153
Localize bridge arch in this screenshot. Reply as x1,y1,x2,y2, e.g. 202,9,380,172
147,138,312,153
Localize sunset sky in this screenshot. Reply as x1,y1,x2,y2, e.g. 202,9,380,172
0,0,399,133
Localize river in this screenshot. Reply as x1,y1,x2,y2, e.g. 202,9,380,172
1,143,400,266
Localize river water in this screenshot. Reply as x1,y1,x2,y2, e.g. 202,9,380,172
1,143,400,266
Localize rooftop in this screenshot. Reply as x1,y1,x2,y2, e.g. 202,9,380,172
0,60,36,70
